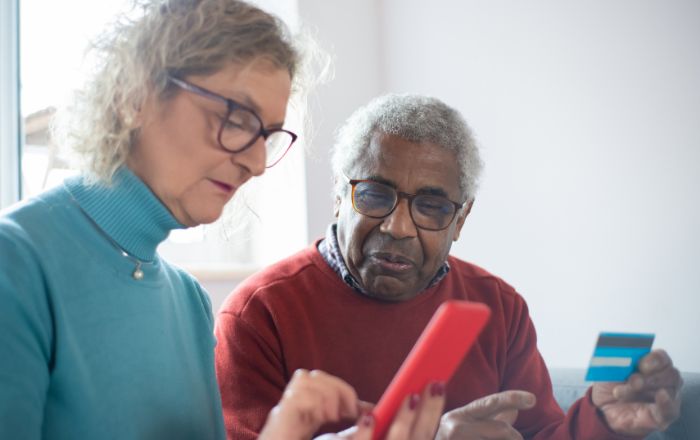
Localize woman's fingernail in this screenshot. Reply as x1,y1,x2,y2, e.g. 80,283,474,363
361,412,374,427
409,394,420,410
430,382,445,396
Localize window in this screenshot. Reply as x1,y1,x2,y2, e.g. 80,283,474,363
0,0,20,209
10,0,308,277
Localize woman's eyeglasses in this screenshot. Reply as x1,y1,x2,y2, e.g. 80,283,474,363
168,76,297,168
344,172,465,231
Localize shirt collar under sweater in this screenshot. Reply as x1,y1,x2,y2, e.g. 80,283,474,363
318,223,451,296
64,167,184,261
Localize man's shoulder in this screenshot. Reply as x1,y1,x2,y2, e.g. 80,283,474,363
445,255,522,302
219,244,331,313
446,255,512,283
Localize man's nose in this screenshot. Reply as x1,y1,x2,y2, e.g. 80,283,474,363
379,198,418,239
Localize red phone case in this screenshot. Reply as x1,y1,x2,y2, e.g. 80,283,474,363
371,300,491,440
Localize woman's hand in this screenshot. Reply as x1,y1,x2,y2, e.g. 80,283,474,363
318,381,447,440
259,369,446,440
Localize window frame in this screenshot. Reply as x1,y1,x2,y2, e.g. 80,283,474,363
0,0,21,209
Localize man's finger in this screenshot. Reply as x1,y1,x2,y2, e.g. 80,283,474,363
638,349,671,375
641,367,684,399
492,408,519,425
441,418,524,440
613,367,683,402
457,390,536,420
650,388,681,430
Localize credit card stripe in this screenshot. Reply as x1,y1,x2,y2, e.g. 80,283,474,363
600,332,655,339
585,366,634,382
593,347,651,358
590,356,632,367
597,335,654,348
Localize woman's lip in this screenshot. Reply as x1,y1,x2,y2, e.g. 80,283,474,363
208,178,235,194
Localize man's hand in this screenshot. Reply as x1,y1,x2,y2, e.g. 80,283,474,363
435,390,536,440
592,349,683,436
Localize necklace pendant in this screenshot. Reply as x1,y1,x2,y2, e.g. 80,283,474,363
132,265,144,280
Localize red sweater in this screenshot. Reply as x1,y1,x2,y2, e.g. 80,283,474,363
215,244,635,440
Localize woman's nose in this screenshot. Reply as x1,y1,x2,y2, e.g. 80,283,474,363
232,136,266,177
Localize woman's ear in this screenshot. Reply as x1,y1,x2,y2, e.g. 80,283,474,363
129,93,152,130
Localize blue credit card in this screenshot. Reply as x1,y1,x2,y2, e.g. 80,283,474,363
585,332,655,382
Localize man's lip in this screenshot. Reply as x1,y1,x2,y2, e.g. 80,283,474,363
370,252,415,272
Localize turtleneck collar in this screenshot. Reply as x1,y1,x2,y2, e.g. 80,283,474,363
64,167,184,261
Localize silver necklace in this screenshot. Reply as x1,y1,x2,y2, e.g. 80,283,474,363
71,198,154,280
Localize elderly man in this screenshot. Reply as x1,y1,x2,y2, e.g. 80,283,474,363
215,94,682,439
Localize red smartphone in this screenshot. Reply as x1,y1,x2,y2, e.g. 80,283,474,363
371,300,491,440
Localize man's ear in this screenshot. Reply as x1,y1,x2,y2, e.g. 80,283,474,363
452,199,474,242
333,195,341,218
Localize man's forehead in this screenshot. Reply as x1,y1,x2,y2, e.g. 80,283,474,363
352,133,463,196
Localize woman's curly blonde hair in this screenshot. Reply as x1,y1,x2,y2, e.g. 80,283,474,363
56,0,314,182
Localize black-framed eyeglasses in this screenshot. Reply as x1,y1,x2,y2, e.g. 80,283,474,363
343,172,465,231
168,75,297,168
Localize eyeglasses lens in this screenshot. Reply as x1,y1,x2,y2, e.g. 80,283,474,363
352,181,456,230
219,108,261,151
264,131,295,167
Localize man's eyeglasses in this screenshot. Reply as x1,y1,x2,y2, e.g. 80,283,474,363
344,173,465,231
168,76,297,168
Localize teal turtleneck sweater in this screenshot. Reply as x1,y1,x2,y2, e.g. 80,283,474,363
0,168,226,439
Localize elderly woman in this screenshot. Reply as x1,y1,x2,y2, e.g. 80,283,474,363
0,1,445,439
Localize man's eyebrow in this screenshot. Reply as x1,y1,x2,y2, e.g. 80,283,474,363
362,175,394,186
360,175,450,197
416,186,449,197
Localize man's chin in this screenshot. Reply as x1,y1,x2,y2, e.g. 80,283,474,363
364,276,420,302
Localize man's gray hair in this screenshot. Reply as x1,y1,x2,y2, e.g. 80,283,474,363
331,93,483,202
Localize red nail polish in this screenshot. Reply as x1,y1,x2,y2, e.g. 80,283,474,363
430,382,445,396
361,412,374,427
409,394,420,410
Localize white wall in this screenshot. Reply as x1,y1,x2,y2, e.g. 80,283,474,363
297,0,700,371
202,0,387,316
298,0,385,241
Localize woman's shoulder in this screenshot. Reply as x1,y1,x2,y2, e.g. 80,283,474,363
159,260,215,323
1,184,74,238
